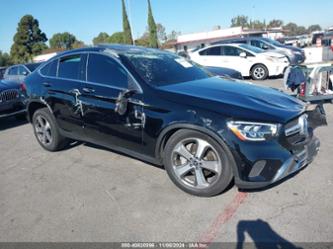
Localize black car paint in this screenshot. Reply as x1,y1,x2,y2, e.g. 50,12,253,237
0,80,26,118
204,67,243,80
25,45,321,189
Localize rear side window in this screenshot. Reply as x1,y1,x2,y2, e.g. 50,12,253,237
40,60,58,77
18,66,29,75
222,46,242,56
87,53,129,88
199,46,222,56
58,55,82,80
8,67,18,75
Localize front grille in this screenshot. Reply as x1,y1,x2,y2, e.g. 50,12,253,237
284,114,309,146
0,89,19,103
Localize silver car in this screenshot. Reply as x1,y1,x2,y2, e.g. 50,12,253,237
4,63,41,83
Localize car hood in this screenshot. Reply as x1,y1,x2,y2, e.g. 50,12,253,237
0,80,21,91
158,77,305,123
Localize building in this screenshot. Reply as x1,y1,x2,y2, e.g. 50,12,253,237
175,26,286,52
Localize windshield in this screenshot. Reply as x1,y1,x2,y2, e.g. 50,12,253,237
261,38,283,47
239,44,264,54
121,51,212,86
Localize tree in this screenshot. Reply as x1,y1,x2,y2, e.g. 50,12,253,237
0,51,12,67
248,19,266,30
156,23,167,44
93,32,110,45
147,0,158,48
308,24,322,33
284,22,307,36
10,15,48,63
167,30,181,41
268,19,283,28
231,15,249,28
108,32,125,43
49,32,77,50
121,0,133,44
72,40,86,49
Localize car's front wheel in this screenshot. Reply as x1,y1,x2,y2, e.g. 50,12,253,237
32,108,70,151
251,64,268,80
163,129,233,197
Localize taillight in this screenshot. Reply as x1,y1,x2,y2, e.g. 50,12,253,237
20,82,27,92
299,82,306,96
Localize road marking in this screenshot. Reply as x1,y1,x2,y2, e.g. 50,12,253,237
198,191,248,245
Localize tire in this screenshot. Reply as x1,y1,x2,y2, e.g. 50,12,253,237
32,107,69,151
251,64,268,80
163,129,233,197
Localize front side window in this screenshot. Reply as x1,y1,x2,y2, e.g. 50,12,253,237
222,46,242,56
87,53,129,88
18,66,29,75
40,60,58,77
121,51,211,86
58,55,82,80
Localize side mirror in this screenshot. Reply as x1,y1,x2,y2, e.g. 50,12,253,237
262,44,269,50
22,71,28,76
239,52,247,58
115,89,137,115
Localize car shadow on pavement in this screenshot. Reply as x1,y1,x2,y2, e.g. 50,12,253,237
236,219,301,249
0,117,28,131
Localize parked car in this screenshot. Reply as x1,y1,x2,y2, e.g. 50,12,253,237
177,51,243,80
4,63,42,83
0,80,27,119
25,45,322,196
0,67,7,80
213,37,305,65
189,44,289,80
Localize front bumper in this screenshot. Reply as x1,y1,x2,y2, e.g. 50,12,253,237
234,135,320,189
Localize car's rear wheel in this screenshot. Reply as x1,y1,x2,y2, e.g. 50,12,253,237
163,129,233,197
251,64,268,80
32,108,69,151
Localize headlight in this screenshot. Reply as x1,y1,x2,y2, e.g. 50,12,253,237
227,121,279,141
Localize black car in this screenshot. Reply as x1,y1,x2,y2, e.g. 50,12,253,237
24,44,322,196
0,79,26,119
213,37,305,65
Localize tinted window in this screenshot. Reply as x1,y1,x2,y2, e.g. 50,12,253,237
18,66,29,75
58,55,82,80
87,54,129,88
199,46,222,56
250,40,272,50
8,67,18,75
41,60,58,77
222,46,242,56
121,51,211,86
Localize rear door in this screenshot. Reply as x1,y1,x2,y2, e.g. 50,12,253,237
196,46,225,67
40,54,86,138
80,53,144,153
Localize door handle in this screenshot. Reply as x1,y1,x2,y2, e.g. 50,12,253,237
43,82,51,87
82,87,95,93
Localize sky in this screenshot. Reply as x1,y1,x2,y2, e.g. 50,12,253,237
0,0,332,53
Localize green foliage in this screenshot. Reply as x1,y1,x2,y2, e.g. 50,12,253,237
49,32,77,50
93,32,110,45
308,24,322,33
268,19,284,28
147,0,158,48
122,0,133,44
231,15,249,28
10,15,48,63
284,22,307,36
108,32,125,43
156,23,167,44
0,51,12,67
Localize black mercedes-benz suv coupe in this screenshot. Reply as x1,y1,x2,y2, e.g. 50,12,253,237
24,44,320,196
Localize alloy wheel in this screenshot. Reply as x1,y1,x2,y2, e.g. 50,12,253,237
253,67,266,79
171,138,222,189
34,115,53,146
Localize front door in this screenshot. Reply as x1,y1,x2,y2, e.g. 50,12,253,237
80,53,144,153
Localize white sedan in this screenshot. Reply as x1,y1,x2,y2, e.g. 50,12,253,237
189,44,289,80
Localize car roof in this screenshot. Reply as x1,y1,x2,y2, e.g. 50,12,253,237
54,44,165,58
